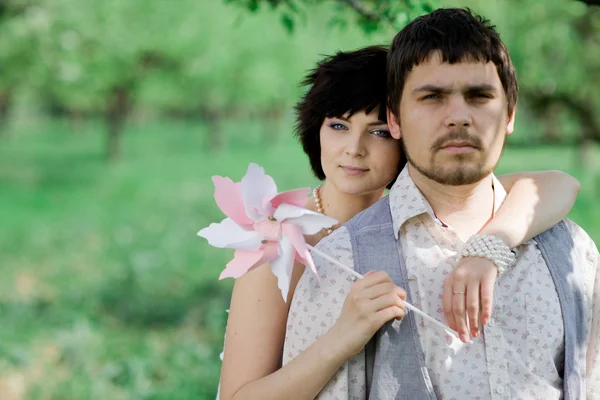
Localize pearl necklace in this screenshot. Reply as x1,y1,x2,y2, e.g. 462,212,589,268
312,184,333,236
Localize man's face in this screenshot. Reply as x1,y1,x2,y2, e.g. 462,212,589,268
387,52,516,186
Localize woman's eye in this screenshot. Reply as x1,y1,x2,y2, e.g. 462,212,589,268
372,129,392,138
328,123,347,131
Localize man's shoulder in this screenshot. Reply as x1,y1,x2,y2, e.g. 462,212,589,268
312,226,356,274
563,219,597,246
556,219,598,267
344,196,393,233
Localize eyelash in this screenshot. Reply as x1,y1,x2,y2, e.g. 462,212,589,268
328,122,347,131
372,129,392,138
327,122,391,138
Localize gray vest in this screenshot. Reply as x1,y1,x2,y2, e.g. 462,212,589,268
345,196,587,400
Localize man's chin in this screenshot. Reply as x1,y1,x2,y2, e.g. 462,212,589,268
422,164,489,186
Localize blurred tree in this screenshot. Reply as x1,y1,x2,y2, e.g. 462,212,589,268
233,0,600,151
28,0,175,159
0,0,36,134
2,0,598,152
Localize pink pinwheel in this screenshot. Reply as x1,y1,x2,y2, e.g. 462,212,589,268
198,163,338,300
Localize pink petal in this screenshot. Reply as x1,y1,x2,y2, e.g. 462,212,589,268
295,252,308,266
213,176,253,226
253,219,282,241
282,223,317,276
269,236,295,301
219,242,279,279
197,217,261,250
268,188,311,211
241,163,277,221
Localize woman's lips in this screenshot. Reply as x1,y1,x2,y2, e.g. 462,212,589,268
341,166,369,175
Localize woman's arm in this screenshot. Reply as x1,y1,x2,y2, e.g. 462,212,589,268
220,262,351,400
444,170,580,342
488,170,580,246
220,263,406,400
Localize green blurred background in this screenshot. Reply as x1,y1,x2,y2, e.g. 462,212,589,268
0,0,599,398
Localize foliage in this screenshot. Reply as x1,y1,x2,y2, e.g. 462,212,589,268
0,0,598,147
229,0,600,145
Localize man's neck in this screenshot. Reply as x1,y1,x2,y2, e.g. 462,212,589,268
408,165,495,240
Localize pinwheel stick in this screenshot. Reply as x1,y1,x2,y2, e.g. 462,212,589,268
306,244,459,338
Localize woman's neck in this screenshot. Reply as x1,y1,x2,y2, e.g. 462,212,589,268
309,181,386,229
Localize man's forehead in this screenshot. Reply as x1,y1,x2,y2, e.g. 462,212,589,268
406,55,500,87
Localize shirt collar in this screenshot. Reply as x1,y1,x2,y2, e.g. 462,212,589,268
389,165,508,240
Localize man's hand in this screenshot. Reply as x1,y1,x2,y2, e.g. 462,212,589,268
442,256,498,343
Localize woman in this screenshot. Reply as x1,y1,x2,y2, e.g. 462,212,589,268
218,46,580,400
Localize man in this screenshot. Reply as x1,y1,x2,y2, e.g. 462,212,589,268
284,8,600,400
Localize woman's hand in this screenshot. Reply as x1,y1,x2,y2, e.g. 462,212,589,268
329,271,407,359
442,257,497,343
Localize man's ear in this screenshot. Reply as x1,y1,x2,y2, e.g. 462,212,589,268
387,107,402,140
506,107,516,135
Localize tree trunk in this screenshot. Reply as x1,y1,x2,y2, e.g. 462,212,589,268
105,85,130,160
68,109,86,134
543,105,560,144
200,108,223,151
261,106,284,146
0,91,12,136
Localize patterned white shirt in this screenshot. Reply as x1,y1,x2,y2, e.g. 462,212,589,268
283,167,600,400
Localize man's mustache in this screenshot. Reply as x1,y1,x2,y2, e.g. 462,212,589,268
432,129,483,151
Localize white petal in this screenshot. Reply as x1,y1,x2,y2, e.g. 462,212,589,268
241,163,278,221
274,204,338,235
269,235,295,301
197,218,262,250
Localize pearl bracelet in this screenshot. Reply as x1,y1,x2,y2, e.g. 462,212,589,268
459,234,517,275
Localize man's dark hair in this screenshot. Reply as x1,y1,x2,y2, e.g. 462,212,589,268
387,8,518,117
295,46,404,187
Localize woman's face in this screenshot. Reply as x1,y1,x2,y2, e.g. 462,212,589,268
320,108,402,196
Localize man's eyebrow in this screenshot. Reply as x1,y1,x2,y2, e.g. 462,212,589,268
464,84,497,92
413,84,498,94
413,85,452,94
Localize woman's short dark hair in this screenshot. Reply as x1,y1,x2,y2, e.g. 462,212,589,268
387,8,518,118
294,46,404,188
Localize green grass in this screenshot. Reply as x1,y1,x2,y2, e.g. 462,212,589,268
0,118,598,399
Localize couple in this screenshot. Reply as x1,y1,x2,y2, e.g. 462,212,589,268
219,8,599,400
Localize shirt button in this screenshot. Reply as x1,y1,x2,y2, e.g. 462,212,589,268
496,386,504,394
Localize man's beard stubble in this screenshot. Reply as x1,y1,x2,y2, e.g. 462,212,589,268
401,128,499,186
